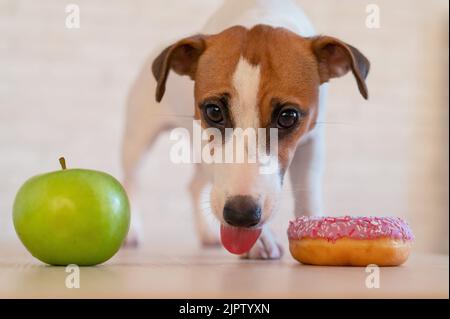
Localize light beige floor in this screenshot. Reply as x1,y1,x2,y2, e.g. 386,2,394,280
0,243,448,298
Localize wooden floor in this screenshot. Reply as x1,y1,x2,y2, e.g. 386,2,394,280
0,243,448,298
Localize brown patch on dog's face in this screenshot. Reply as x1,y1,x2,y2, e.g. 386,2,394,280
194,25,322,173
193,26,247,120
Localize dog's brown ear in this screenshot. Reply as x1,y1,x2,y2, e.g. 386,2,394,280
152,35,206,102
311,36,370,99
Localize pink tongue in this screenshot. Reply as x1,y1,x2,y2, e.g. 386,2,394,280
220,225,262,254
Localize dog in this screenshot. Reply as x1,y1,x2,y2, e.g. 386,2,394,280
121,0,369,259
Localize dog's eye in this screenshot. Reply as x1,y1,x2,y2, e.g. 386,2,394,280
277,108,299,129
204,103,224,124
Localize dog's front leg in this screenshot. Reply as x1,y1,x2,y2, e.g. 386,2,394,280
189,164,221,247
288,130,325,217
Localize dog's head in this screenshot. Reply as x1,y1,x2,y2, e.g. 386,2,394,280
152,25,369,253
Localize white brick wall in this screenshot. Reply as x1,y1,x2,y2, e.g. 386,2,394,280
0,0,448,253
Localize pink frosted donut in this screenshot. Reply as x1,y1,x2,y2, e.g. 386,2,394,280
287,216,414,266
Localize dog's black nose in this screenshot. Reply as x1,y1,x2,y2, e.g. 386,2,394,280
223,196,261,227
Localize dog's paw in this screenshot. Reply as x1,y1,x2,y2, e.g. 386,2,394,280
240,228,283,260
122,228,140,248
122,213,142,249
122,231,140,248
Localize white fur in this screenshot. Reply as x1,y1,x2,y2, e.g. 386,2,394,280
121,0,326,259
232,56,261,129
208,56,282,226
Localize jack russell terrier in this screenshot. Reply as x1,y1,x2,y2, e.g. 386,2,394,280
121,0,369,259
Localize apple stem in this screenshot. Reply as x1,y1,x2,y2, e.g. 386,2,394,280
59,157,67,170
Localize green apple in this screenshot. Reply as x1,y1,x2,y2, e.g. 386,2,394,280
13,157,130,266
